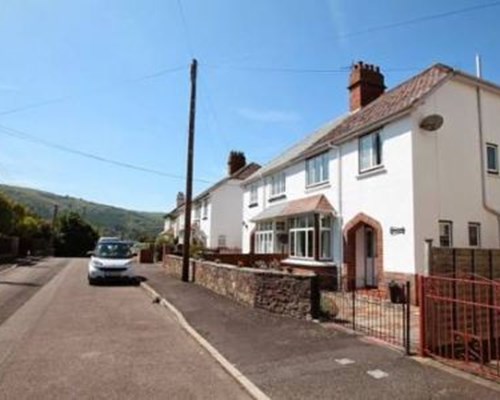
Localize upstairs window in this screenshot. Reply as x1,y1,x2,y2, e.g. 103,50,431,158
202,199,208,219
468,223,481,247
194,204,201,220
359,131,382,172
249,184,258,205
439,221,453,248
270,172,286,198
487,143,498,174
306,152,329,187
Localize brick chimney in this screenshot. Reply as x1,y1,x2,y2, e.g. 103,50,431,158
348,61,385,112
176,192,185,207
228,151,246,176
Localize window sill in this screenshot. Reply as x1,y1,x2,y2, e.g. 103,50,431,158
357,165,386,180
268,194,286,203
248,202,259,208
282,258,336,267
202,217,208,220
487,170,499,177
305,181,330,193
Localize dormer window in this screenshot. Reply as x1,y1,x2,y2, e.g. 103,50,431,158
359,131,382,172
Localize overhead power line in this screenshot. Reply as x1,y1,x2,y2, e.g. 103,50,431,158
202,63,421,74
0,64,187,118
0,123,214,184
339,0,500,39
176,0,195,58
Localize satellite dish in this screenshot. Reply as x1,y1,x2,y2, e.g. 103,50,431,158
419,114,444,131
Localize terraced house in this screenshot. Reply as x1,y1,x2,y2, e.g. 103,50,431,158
242,61,500,290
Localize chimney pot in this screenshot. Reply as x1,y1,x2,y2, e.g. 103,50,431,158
176,192,185,207
348,61,385,112
227,151,246,176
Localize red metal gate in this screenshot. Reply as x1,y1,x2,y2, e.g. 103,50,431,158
419,274,500,381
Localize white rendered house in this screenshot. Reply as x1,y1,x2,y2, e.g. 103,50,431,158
242,62,500,289
164,151,260,251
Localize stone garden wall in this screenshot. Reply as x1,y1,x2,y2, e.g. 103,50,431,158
164,255,318,319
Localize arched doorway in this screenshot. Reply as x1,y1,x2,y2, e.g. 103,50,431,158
343,213,383,289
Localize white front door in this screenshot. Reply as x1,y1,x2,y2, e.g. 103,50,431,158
355,225,377,288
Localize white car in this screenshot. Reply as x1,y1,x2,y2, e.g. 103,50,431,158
88,241,136,285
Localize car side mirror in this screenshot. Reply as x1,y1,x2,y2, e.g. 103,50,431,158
87,250,95,256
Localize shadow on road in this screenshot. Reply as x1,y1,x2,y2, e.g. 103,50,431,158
0,280,41,287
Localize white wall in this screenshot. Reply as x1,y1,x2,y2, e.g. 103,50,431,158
242,115,416,275
341,116,416,274
211,179,244,249
412,79,500,273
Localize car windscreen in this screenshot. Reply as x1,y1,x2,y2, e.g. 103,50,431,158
94,242,133,259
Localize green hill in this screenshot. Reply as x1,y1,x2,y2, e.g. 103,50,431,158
0,184,164,241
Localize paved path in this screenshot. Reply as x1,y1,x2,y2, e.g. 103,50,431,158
0,259,251,400
138,263,500,400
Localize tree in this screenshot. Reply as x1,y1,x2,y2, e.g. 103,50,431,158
54,212,99,257
0,193,15,235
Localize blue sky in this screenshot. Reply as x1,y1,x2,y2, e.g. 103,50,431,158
0,0,499,212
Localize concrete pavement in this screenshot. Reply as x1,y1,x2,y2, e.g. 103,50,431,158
137,263,500,400
0,258,252,399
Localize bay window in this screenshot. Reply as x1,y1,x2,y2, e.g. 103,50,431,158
320,215,332,259
289,215,314,259
255,222,274,254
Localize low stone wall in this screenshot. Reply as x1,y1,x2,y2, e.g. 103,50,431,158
164,255,317,319
201,253,286,267
163,254,184,279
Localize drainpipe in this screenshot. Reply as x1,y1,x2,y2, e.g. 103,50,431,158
328,143,343,287
475,55,500,246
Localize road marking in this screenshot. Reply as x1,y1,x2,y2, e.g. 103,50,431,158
335,358,355,365
367,369,389,379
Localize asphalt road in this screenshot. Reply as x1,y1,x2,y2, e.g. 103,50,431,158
0,258,251,400
0,257,69,325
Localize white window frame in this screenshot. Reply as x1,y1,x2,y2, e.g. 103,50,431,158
319,215,332,260
359,131,382,173
249,184,258,205
202,199,208,219
289,215,314,259
306,152,329,187
255,221,274,254
487,143,499,174
217,234,226,248
439,220,453,248
468,222,481,248
194,204,201,221
269,172,286,198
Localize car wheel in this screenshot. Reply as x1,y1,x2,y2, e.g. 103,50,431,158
88,277,96,286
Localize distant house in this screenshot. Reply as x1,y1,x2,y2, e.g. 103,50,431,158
242,61,500,289
164,151,260,252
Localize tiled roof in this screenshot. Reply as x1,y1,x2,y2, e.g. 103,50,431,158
306,63,453,153
244,115,347,183
231,162,261,179
252,194,336,222
166,162,261,215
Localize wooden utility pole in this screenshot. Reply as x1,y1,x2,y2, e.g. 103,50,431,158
182,59,198,282
50,204,59,256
